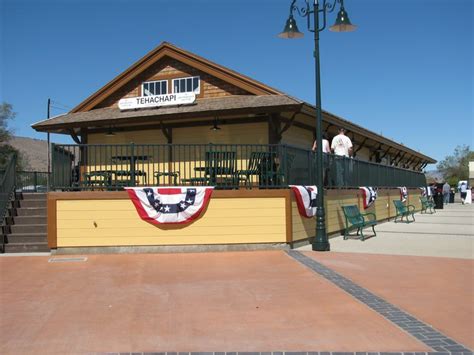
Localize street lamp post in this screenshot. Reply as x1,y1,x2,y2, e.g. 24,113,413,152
278,0,356,251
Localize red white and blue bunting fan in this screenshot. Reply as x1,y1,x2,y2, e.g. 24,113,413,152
359,186,378,209
420,186,432,197
125,187,214,225
399,186,408,202
290,185,318,218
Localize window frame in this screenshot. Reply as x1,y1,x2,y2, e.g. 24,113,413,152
142,80,168,96
172,76,201,94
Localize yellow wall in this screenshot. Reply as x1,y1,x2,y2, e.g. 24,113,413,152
281,126,313,150
173,123,268,145
89,129,168,145
355,147,371,161
291,188,423,241
56,197,286,247
53,187,424,248
85,124,269,184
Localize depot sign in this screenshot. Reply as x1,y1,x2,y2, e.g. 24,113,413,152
118,92,196,110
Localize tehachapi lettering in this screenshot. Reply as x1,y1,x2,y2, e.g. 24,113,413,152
118,92,196,110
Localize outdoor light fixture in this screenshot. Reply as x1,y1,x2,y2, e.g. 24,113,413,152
105,126,115,136
279,0,356,252
278,14,304,38
329,5,356,32
211,117,221,131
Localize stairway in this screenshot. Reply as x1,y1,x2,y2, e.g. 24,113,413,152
2,192,49,253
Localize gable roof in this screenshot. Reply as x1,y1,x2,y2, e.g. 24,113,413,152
71,41,284,113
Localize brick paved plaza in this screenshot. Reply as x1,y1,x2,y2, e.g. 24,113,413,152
0,204,472,353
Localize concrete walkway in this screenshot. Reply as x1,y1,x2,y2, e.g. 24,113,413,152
0,202,472,353
298,202,474,259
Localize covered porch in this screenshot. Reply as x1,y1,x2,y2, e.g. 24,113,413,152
51,142,427,191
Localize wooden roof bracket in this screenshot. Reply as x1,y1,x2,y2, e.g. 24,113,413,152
353,137,368,157
279,104,303,136
68,128,83,144
160,121,172,143
380,147,392,160
405,156,415,167
395,152,407,165
391,151,402,165
369,143,383,160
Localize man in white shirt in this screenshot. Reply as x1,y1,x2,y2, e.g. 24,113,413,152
331,128,353,186
331,127,353,157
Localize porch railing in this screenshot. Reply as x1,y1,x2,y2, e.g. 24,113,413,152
1,154,17,252
15,171,50,192
51,143,426,191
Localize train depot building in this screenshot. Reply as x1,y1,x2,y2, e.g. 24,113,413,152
32,42,436,252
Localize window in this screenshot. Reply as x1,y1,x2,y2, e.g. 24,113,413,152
172,76,200,94
142,80,168,96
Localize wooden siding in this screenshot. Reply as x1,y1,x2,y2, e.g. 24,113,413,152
281,125,313,150
48,188,424,249
56,196,286,247
95,57,250,109
89,130,168,145
291,188,423,241
355,146,371,161
173,123,268,145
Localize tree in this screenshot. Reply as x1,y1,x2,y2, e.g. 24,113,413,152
0,102,15,143
437,145,474,186
0,102,25,169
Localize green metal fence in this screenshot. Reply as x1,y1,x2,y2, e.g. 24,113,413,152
1,154,17,252
15,171,50,192
51,143,426,190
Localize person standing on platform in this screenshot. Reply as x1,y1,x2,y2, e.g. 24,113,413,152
312,133,331,186
460,182,468,204
331,128,353,186
312,133,331,153
442,181,451,205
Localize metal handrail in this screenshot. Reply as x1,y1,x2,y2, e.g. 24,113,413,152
0,154,17,252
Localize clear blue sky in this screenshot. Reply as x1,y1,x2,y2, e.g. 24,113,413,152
2,0,473,165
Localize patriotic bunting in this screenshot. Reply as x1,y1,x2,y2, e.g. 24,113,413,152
125,186,214,225
399,186,408,202
359,186,378,209
290,185,318,218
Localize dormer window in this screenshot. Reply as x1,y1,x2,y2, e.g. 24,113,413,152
173,76,200,94
143,80,168,96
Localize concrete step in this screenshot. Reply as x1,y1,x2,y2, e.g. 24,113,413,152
10,224,47,234
19,200,46,208
4,242,50,253
13,216,47,225
16,207,47,217
5,233,47,244
21,193,47,201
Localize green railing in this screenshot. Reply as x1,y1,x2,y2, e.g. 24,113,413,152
51,143,426,190
1,154,17,252
15,171,50,192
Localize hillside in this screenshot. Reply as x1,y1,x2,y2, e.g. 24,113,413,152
8,136,49,171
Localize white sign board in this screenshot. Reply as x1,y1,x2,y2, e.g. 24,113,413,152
118,92,196,110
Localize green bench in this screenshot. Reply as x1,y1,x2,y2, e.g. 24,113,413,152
419,196,435,214
341,205,377,241
393,200,416,223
